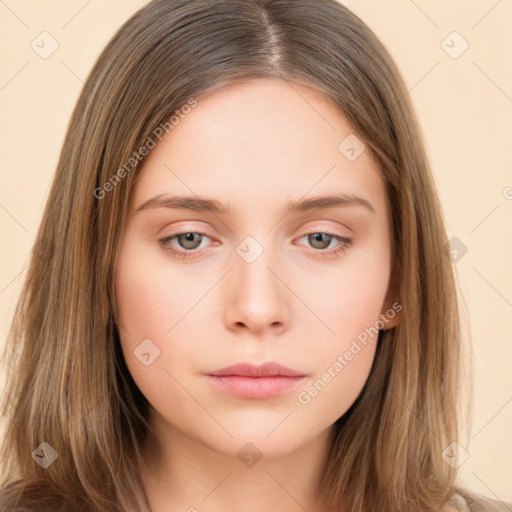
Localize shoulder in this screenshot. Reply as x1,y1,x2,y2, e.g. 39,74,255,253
466,494,512,512
447,489,512,512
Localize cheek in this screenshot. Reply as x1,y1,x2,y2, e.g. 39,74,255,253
294,288,381,422
114,240,196,341
290,245,389,418
295,244,390,346
114,241,211,410
296,341,377,428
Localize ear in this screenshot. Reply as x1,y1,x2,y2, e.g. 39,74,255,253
379,267,402,330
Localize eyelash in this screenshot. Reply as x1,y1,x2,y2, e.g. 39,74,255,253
158,230,353,260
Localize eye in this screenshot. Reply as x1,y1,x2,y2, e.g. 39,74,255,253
158,230,213,259
295,232,352,258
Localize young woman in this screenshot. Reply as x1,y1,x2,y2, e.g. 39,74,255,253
0,1,509,511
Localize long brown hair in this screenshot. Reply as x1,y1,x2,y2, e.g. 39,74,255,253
0,1,507,511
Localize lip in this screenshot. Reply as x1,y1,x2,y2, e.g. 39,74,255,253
206,362,306,378
204,362,307,399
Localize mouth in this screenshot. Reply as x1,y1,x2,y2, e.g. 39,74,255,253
204,362,307,399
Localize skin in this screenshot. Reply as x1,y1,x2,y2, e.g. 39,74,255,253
114,78,402,512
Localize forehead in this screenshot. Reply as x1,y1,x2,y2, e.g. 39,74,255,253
130,78,387,218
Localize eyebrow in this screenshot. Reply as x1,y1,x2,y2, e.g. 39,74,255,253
135,193,376,215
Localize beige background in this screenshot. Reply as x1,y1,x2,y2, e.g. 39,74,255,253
0,0,511,502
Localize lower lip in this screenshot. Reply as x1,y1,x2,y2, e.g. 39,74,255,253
205,375,307,399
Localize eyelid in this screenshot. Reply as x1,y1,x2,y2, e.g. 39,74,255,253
159,227,215,245
158,223,215,240
293,221,352,242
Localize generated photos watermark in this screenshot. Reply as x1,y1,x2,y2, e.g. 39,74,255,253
297,301,402,405
93,97,198,199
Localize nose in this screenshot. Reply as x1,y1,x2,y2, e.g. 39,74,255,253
222,243,291,337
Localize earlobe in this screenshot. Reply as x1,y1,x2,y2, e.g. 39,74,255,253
379,301,402,330
379,283,402,330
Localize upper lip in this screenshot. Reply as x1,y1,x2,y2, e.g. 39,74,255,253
206,362,306,378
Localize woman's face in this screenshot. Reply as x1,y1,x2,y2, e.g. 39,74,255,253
114,78,400,459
